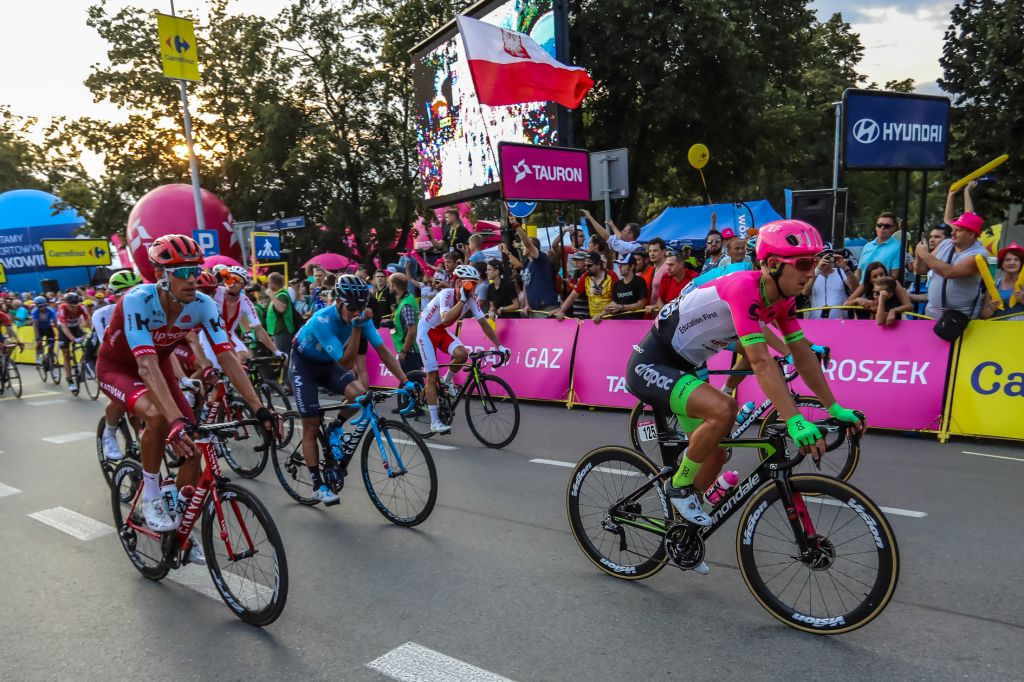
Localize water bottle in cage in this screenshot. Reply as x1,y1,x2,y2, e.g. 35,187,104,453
735,402,756,425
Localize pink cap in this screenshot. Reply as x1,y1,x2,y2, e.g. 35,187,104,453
949,212,983,235
720,227,736,239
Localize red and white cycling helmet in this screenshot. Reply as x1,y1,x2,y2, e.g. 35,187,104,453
148,234,204,267
453,264,480,281
754,220,824,261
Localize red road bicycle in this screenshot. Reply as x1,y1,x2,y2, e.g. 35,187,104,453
110,418,288,626
192,372,272,478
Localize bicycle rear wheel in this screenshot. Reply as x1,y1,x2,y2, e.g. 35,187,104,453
81,361,99,400
216,399,270,478
566,446,672,580
360,420,437,526
401,370,436,439
110,461,169,581
758,397,859,481
3,358,21,397
257,380,294,448
628,401,686,464
736,475,899,634
202,483,288,626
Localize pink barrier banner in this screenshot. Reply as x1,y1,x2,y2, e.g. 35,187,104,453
365,339,449,389
458,318,577,401
570,320,733,408
734,319,949,431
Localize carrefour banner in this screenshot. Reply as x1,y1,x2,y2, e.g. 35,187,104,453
736,319,949,431
946,321,1024,441
0,223,92,292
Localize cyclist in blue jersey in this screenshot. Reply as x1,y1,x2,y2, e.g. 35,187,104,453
31,296,57,364
291,274,415,505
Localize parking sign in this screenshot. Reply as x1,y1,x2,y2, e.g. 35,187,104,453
192,229,220,257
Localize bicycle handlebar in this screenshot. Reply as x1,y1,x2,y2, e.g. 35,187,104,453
764,410,864,471
354,387,417,417
469,349,509,368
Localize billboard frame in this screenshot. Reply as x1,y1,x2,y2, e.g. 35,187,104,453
840,88,951,172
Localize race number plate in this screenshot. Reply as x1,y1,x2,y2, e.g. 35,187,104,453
638,419,657,442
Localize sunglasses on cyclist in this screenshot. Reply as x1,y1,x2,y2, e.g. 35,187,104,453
221,272,246,286
166,266,201,279
772,256,818,271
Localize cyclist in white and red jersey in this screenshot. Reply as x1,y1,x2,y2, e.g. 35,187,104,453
57,293,90,394
417,264,508,433
625,220,866,574
96,235,280,547
196,266,285,370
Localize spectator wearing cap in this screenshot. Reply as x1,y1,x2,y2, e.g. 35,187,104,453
856,212,901,281
633,247,653,293
646,252,695,313
980,243,1024,321
596,253,648,323
485,259,520,319
915,185,989,320
512,218,559,316
566,251,591,319
580,209,642,263
555,251,618,322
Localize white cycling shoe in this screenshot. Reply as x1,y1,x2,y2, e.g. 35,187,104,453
441,381,458,398
143,498,177,533
102,434,124,461
313,485,340,506
694,561,710,575
186,532,205,565
663,481,713,526
430,420,451,434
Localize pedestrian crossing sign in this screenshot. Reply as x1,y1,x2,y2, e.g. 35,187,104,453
251,232,280,261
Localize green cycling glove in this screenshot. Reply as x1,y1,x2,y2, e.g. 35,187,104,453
786,415,822,447
828,403,859,424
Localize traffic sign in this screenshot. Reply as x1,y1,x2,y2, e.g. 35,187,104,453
507,202,537,218
41,239,113,268
251,232,281,261
280,216,306,229
256,220,280,231
157,14,201,82
192,229,220,257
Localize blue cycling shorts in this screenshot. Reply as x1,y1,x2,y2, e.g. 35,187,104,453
289,346,358,418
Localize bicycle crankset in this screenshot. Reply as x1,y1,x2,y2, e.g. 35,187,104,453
666,522,706,570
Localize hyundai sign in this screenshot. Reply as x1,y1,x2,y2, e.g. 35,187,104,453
497,142,590,202
842,89,950,170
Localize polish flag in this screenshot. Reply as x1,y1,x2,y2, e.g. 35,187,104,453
457,15,593,109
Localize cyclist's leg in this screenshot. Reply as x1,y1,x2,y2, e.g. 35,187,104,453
442,333,468,385
289,351,326,469
672,381,736,493
59,329,73,379
416,325,442,408
155,357,202,489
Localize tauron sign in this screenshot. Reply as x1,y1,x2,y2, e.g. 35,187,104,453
498,142,590,202
842,89,950,170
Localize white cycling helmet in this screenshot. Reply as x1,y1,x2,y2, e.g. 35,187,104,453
226,265,250,282
453,264,480,281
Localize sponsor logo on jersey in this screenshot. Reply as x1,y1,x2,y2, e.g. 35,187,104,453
180,315,191,323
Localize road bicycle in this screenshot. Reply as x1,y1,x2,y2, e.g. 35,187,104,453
35,335,60,384
627,349,859,481
197,372,273,479
566,410,898,634
94,414,181,490
403,350,519,448
234,355,295,449
273,388,437,526
111,418,287,626
68,338,100,400
0,340,22,398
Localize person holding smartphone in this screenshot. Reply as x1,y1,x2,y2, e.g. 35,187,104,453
801,244,859,319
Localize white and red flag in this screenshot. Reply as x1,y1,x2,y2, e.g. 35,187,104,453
456,15,594,109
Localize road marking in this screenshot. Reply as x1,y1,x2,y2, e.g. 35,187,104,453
0,390,60,402
963,451,1024,463
0,482,22,498
802,496,927,518
530,458,639,476
390,438,459,451
27,399,67,407
165,562,274,604
42,431,95,444
367,642,514,682
28,507,115,540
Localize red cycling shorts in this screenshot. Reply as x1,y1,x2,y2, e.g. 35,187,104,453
97,352,191,418
415,324,462,373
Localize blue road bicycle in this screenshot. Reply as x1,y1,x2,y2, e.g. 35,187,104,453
272,388,437,526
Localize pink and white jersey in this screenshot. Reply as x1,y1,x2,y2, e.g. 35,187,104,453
220,289,261,335
418,287,485,330
653,270,802,366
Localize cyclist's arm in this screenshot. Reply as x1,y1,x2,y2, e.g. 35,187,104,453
240,313,279,354
786,338,837,408
439,290,464,326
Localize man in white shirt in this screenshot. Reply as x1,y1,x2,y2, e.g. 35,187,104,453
580,209,641,273
801,245,859,319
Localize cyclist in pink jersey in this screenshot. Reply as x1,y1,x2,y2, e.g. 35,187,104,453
625,220,866,574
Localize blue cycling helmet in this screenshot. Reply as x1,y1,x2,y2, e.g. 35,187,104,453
34,296,46,305
333,274,370,311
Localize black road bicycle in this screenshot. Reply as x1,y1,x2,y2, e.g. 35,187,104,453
566,411,899,634
36,336,60,384
233,356,295,449
627,349,859,481
403,350,519,448
0,340,22,398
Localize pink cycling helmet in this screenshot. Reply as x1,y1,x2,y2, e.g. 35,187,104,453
754,220,824,260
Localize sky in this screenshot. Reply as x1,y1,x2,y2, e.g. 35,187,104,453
5,0,955,177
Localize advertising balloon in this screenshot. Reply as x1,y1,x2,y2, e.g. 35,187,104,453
126,184,241,282
688,144,709,169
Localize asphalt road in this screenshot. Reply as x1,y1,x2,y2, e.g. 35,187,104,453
1,370,1022,682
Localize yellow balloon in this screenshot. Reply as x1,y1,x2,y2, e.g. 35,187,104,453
688,144,709,169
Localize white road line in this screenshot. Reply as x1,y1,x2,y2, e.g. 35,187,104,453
28,507,115,540
367,642,514,682
963,451,1024,463
27,399,67,407
0,482,22,498
168,562,276,603
390,438,459,451
802,496,927,518
42,431,95,444
530,458,639,477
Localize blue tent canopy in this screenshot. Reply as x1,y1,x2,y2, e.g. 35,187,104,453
639,201,783,248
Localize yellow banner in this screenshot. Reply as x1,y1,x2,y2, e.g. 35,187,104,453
0,262,6,284
947,320,1024,441
41,239,112,267
157,14,201,82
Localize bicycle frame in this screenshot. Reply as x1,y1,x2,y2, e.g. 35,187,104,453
432,351,506,414
319,389,416,479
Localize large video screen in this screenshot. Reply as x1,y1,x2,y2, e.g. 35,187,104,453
412,0,558,207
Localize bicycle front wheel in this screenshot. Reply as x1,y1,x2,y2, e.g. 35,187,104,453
81,361,99,400
4,358,21,398
736,475,899,634
566,446,672,581
110,461,169,581
361,421,437,526
36,354,47,381
49,356,61,384
216,399,270,478
758,397,859,481
464,374,519,448
202,483,288,626
96,416,135,489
